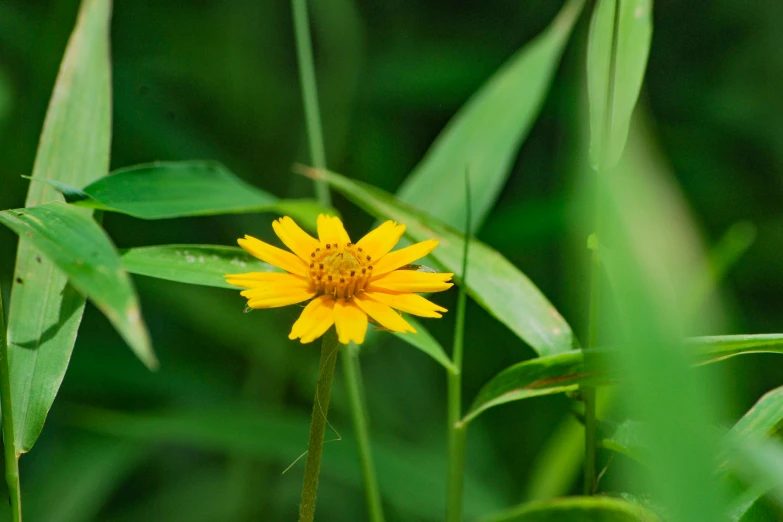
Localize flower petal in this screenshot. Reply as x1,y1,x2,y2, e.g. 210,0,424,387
356,221,406,260
289,295,336,343
238,235,308,276
334,298,367,344
371,239,439,275
272,216,320,261
369,270,454,293
363,290,447,318
317,214,351,246
240,278,312,297
225,272,306,289
354,293,416,334
245,288,315,309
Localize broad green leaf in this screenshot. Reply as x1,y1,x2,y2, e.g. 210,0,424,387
396,0,585,231
70,405,504,519
730,386,783,441
311,168,574,357
0,203,155,369
463,335,783,424
478,496,659,522
587,0,652,169
34,160,327,230
6,0,112,453
121,245,275,289
391,315,456,373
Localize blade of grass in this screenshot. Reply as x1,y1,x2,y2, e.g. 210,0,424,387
0,284,21,521
478,496,660,522
6,0,113,454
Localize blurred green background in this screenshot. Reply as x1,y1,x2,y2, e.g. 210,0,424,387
0,0,781,520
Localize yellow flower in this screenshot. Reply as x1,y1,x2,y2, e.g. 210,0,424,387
225,214,453,345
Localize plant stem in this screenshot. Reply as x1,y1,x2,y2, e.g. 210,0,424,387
342,344,385,522
298,328,340,522
0,284,22,521
291,0,331,207
445,285,467,522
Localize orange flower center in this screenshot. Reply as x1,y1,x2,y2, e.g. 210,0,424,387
307,242,374,300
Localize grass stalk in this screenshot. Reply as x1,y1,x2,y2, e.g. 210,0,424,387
342,344,385,522
298,328,340,522
446,173,471,521
291,0,331,206
0,285,22,522
583,0,623,496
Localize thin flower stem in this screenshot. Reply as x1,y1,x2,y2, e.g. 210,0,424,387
584,0,623,496
298,328,340,522
0,285,22,522
446,173,471,522
291,0,331,207
342,344,385,522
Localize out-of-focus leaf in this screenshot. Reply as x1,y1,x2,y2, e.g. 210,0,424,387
121,245,275,289
463,335,783,424
0,203,155,369
478,496,659,522
396,0,585,231
6,0,112,453
599,419,649,464
390,315,456,373
32,160,328,230
310,167,574,357
69,405,504,519
587,0,652,169
730,386,783,441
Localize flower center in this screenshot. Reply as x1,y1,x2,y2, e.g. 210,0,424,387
307,242,374,300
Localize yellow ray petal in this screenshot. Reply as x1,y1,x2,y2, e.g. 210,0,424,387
240,279,312,298
272,216,320,261
334,298,367,344
245,288,315,309
356,221,406,261
369,270,454,293
363,290,447,318
354,293,416,334
238,235,308,276
371,239,439,275
289,295,336,343
224,272,306,289
317,214,351,246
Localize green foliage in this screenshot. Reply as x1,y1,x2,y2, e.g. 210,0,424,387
479,496,659,522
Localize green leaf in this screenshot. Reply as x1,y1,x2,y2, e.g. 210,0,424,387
390,315,456,373
33,160,327,230
310,168,574,357
121,245,276,289
0,203,155,369
396,0,585,231
730,386,783,441
6,0,113,454
587,0,652,169
478,496,660,522
463,335,783,424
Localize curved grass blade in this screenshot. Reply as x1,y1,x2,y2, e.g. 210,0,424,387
0,202,155,370
32,160,328,230
463,335,783,424
6,0,113,454
478,496,660,522
121,245,275,289
396,0,585,231
309,167,574,357
730,386,783,441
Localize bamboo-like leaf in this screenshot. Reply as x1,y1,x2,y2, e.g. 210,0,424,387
587,0,652,169
390,315,456,374
478,496,659,522
0,203,155,369
32,160,327,230
121,245,275,289
6,0,113,454
463,335,783,424
309,168,574,357
396,0,585,231
730,386,783,441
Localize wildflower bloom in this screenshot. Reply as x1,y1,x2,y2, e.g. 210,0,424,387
225,215,453,345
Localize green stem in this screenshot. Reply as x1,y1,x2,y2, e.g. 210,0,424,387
445,284,467,522
0,285,22,521
291,0,331,207
342,344,385,522
298,328,340,522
